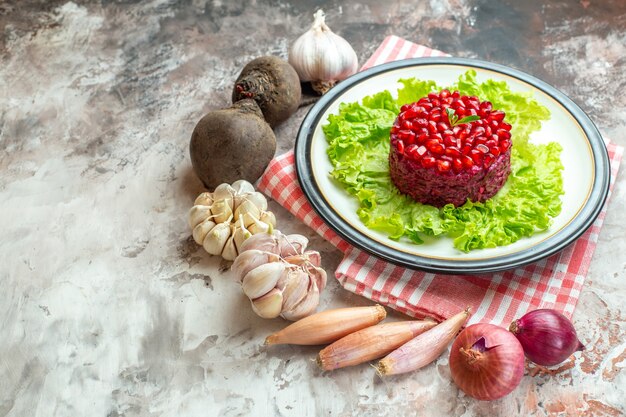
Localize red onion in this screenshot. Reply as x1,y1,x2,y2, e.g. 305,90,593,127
449,323,525,401
509,309,584,366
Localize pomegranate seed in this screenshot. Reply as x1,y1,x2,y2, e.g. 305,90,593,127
427,121,438,134
396,140,405,153
484,153,495,168
443,135,456,147
397,130,416,143
490,120,499,129
484,126,492,137
470,149,484,164
455,107,466,117
452,126,462,135
416,118,428,128
427,142,445,155
417,133,429,143
445,147,461,158
462,144,472,155
472,126,485,135
431,98,440,107
500,122,512,131
453,158,463,171
467,108,478,116
400,104,411,112
462,155,474,168
485,139,498,148
421,102,433,110
390,126,399,134
474,136,487,145
490,146,501,156
497,129,511,140
452,90,460,99
437,122,449,132
417,145,427,156
401,120,413,130
427,92,438,100
443,129,454,136
430,112,442,122
499,139,511,152
406,144,419,158
421,156,436,168
402,108,418,119
440,89,451,98
480,101,493,112
491,110,505,121
437,160,451,172
476,143,489,154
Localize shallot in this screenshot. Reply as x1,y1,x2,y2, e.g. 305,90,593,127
376,307,471,376
265,305,386,346
317,320,437,371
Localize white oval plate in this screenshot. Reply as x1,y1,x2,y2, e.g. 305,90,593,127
295,58,610,274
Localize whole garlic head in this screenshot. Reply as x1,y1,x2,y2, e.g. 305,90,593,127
188,180,276,261
232,231,327,321
289,9,358,94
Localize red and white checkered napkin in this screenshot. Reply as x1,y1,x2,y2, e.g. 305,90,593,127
258,36,624,326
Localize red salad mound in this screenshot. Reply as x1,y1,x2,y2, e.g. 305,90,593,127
389,90,513,207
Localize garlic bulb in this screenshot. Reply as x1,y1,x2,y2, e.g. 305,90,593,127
289,9,358,94
188,180,277,261
232,231,327,321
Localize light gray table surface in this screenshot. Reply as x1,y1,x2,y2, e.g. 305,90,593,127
1,1,624,416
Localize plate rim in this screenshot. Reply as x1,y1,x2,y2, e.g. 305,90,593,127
295,57,611,274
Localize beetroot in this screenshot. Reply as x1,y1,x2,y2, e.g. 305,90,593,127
232,56,301,127
189,99,276,190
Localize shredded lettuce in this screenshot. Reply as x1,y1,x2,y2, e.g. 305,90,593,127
322,70,563,252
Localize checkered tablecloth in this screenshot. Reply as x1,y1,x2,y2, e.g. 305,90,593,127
259,36,623,326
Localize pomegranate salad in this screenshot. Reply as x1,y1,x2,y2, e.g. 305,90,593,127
389,90,513,207
323,70,564,252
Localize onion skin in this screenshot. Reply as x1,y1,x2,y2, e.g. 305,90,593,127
449,324,525,401
509,309,584,366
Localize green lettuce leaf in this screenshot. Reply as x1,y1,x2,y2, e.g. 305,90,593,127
323,70,563,252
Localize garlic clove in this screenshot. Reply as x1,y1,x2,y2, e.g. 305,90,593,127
188,205,213,229
247,217,270,235
234,200,262,227
210,199,233,224
251,289,283,319
194,192,214,207
279,233,309,257
239,231,281,254
231,180,255,197
279,268,310,313
202,222,231,255
242,262,286,299
307,265,327,292
281,278,320,321
192,218,217,245
231,249,281,282
232,222,253,254
260,210,276,227
221,234,239,261
213,183,235,210
242,192,268,211
284,250,321,267
288,9,358,94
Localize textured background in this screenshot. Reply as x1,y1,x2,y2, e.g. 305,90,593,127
0,0,624,416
